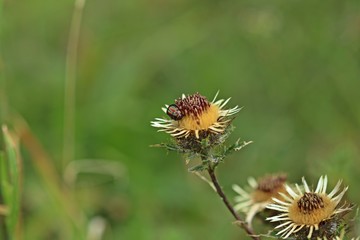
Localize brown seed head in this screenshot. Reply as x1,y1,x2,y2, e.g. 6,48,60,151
257,174,287,193
175,93,210,119
297,192,325,214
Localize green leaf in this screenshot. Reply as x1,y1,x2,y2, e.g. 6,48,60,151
1,125,21,238
188,164,208,172
200,137,211,148
223,139,253,156
0,151,8,191
150,142,188,153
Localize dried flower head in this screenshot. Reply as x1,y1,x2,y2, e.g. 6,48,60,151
233,173,287,225
267,176,351,239
151,92,240,140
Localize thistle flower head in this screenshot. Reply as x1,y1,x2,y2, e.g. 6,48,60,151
266,176,351,239
233,173,287,225
151,92,240,140
151,92,241,153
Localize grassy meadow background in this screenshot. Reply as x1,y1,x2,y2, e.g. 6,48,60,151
1,0,360,239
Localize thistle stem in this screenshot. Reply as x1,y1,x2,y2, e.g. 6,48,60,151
207,166,260,240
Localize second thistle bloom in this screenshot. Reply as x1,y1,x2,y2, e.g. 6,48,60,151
151,92,240,140
233,173,287,225
266,176,350,239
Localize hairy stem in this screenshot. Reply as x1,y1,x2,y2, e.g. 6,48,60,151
207,166,260,240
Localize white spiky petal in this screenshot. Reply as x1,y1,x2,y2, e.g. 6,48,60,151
266,176,350,239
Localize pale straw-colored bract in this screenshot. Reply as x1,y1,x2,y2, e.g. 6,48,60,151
266,176,349,239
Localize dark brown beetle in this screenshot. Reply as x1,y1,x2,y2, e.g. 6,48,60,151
166,104,183,120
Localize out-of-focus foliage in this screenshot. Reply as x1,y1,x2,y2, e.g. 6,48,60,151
0,0,360,239
0,126,21,240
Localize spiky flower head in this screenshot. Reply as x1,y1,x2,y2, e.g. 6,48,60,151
267,176,351,239
151,92,240,145
233,173,287,225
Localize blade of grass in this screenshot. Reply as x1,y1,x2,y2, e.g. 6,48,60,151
13,117,86,238
1,125,22,240
0,151,9,240
63,0,87,169
0,204,7,216
0,151,8,200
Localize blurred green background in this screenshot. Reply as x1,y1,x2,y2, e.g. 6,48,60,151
1,0,360,239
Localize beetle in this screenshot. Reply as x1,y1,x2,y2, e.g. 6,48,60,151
166,104,183,120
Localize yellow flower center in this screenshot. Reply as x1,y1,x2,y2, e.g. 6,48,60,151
252,185,286,203
178,104,220,130
288,192,336,225
252,174,287,203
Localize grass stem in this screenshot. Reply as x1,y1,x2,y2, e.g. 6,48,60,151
63,0,86,168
